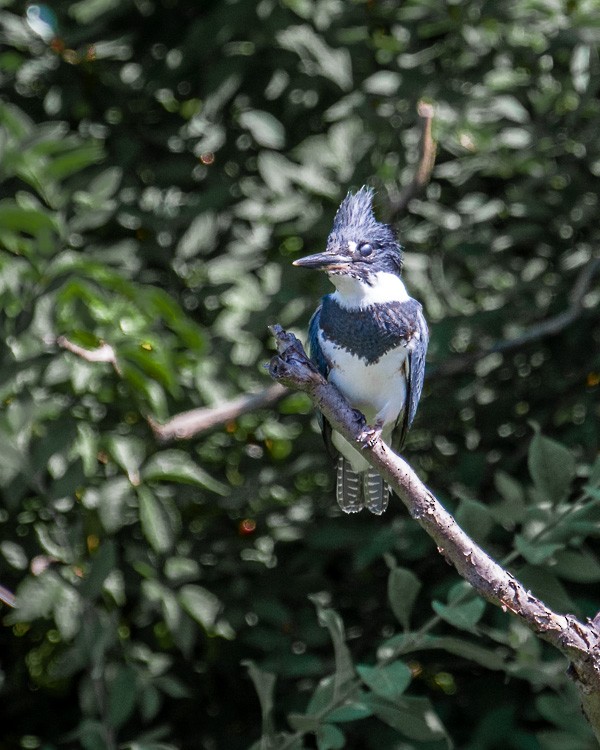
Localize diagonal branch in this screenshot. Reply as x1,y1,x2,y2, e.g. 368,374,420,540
266,323,600,741
433,257,600,377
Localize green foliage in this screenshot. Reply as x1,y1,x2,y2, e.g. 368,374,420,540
0,0,599,748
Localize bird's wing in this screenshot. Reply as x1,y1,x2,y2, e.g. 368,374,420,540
395,302,428,449
308,303,338,461
308,303,329,380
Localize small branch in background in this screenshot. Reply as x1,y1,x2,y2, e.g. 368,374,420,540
387,100,437,220
57,334,289,441
266,324,600,740
149,383,288,442
0,584,16,608
57,336,121,375
433,257,600,377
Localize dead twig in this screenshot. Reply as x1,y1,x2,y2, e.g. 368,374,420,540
149,383,288,442
387,100,437,219
57,336,121,375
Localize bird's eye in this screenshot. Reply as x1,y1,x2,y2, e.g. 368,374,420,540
358,242,373,257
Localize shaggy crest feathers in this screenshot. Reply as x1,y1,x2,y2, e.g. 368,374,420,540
329,187,403,276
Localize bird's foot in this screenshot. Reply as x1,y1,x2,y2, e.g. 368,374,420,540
357,420,383,449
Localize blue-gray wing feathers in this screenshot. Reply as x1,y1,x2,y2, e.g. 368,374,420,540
395,303,428,448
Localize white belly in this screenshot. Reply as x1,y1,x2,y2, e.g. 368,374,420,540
319,331,408,472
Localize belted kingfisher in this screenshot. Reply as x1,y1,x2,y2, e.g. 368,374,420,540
293,187,428,515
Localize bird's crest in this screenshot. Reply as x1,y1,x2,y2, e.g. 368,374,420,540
331,186,402,275
333,186,378,234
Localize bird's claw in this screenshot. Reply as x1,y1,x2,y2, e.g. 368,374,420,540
357,422,383,449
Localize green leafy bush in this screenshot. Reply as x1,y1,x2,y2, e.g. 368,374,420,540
0,1,599,748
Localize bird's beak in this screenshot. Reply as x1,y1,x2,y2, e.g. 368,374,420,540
292,250,349,270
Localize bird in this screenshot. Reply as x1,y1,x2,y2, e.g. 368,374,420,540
293,186,428,515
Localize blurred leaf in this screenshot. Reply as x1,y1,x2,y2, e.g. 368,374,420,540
7,572,62,623
363,71,401,96
327,698,373,723
571,44,591,93
239,110,285,150
528,429,575,505
108,665,137,729
518,565,580,616
243,660,277,745
356,661,412,702
1,540,28,570
0,200,58,235
378,632,507,671
307,675,335,716
387,566,421,631
96,477,135,534
78,719,107,750
80,540,117,600
455,498,494,542
432,587,486,633
86,166,122,200
137,486,176,554
179,584,221,631
515,535,564,566
107,435,146,484
492,470,526,528
553,548,600,583
46,142,104,179
364,694,449,743
142,450,227,494
309,595,354,697
277,25,352,90
316,724,345,750
54,580,83,640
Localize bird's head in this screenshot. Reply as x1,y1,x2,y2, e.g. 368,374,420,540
293,187,403,284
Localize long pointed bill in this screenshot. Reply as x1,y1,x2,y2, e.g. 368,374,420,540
292,251,349,270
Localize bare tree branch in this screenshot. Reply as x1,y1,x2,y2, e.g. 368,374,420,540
149,383,287,442
387,100,437,219
266,323,600,742
0,584,16,608
433,257,600,377
57,336,121,375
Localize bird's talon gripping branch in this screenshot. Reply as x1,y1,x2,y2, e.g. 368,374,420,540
357,422,383,449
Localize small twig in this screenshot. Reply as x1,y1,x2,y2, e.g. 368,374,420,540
387,100,437,219
57,336,121,375
433,258,600,377
266,324,600,740
0,584,16,608
149,383,288,442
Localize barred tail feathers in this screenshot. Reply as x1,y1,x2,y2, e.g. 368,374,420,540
336,458,390,515
336,457,363,513
363,469,390,515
